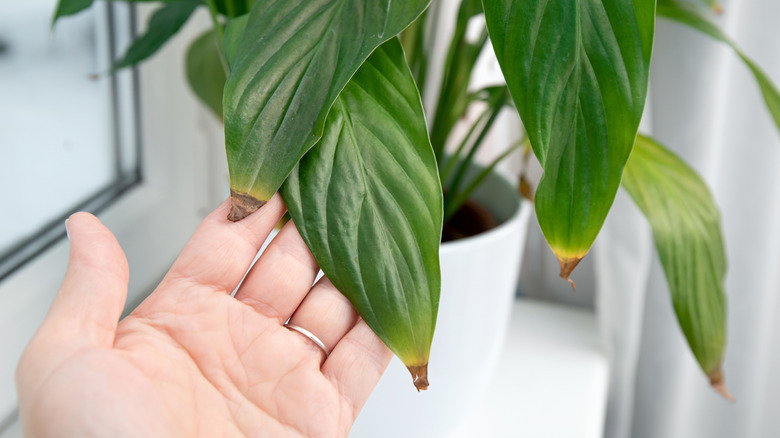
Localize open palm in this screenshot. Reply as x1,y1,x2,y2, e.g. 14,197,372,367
16,195,392,438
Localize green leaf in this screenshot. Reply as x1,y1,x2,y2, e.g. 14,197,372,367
222,14,248,70
622,134,730,399
52,0,94,26
222,0,430,220
483,0,656,281
113,1,199,70
658,0,780,137
280,39,442,390
185,30,227,120
52,0,198,28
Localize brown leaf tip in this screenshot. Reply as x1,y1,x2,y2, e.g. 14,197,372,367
228,190,266,222
557,256,583,291
709,367,735,402
407,364,429,391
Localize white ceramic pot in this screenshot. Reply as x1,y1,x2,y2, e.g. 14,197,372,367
350,166,532,438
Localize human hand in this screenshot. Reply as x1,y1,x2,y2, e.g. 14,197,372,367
15,195,392,437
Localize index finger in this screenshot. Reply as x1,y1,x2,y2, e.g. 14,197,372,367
163,194,287,293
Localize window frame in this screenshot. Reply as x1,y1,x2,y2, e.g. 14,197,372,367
0,4,226,433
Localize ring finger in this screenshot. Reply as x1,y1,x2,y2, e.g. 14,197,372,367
285,277,358,361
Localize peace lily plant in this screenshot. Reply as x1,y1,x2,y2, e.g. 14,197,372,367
54,0,780,397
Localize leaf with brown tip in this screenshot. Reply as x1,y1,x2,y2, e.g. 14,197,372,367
622,134,730,400
484,0,656,280
280,39,442,389
222,0,430,220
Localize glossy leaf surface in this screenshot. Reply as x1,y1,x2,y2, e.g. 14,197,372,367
223,0,430,219
658,0,780,137
186,30,227,120
114,1,199,70
280,39,442,390
483,0,655,280
622,134,730,398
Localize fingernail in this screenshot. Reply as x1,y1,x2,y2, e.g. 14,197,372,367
64,218,71,241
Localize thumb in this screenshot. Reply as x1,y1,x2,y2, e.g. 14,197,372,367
44,212,129,347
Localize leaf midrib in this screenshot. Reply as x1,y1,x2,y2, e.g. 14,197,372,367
341,101,419,353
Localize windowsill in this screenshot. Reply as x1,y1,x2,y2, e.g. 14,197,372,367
451,298,610,438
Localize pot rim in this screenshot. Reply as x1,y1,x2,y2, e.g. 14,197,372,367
440,170,531,254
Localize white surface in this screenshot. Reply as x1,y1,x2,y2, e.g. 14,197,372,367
351,168,531,438
452,299,608,438
0,419,19,438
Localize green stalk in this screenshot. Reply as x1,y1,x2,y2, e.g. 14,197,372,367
400,10,428,94
225,0,236,17
204,0,224,44
442,96,504,220
444,138,524,221
439,106,492,184
202,0,229,75
430,27,488,162
428,0,490,163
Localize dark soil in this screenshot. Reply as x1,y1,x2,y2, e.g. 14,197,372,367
441,198,498,242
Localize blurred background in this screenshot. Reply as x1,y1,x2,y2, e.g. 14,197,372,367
1,0,780,436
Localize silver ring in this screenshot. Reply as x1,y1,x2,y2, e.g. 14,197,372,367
284,323,330,357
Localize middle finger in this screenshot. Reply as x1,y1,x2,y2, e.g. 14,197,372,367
234,220,320,322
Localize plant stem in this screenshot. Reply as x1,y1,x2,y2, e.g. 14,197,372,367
400,10,428,94
443,137,525,222
225,0,236,18
439,106,492,184
202,0,229,75
204,0,224,44
429,5,489,165
443,94,505,218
